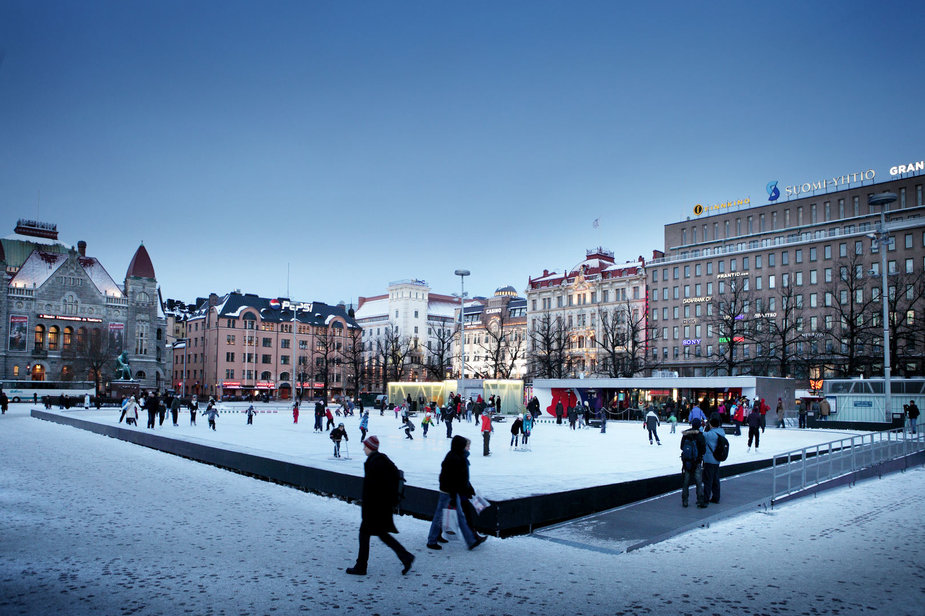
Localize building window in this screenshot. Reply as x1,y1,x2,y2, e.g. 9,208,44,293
135,321,149,355
47,326,59,351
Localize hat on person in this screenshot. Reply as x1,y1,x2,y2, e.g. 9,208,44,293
691,418,702,429
338,422,344,427
362,436,379,451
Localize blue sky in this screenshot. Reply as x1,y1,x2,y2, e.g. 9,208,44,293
2,1,924,305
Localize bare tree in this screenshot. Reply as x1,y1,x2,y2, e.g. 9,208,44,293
592,300,655,377
822,254,879,377
313,323,345,400
372,327,413,391
883,268,925,376
477,310,525,379
61,326,112,397
705,278,751,376
425,322,456,381
342,326,366,397
527,312,572,379
752,280,804,377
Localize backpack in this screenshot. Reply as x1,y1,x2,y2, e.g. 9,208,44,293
681,436,699,469
711,433,729,462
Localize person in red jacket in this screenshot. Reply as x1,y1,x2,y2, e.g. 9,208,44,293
759,398,769,433
480,407,494,456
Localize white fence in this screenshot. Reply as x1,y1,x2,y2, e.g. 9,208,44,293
771,428,925,502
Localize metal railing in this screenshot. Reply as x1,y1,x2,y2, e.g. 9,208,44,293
771,428,925,502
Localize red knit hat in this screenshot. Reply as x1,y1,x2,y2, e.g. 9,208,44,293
362,436,379,451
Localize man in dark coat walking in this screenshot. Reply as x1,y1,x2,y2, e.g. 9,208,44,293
346,436,414,576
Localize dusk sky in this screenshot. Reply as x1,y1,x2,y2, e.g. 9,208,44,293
2,1,924,306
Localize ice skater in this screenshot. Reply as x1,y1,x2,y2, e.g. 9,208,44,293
359,410,369,441
510,414,523,448
330,423,349,457
245,404,257,425
189,395,198,425
522,411,533,447
203,401,219,431
644,406,662,445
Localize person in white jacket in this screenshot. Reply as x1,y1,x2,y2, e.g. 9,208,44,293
123,396,139,426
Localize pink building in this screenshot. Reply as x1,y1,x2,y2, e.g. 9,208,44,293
175,292,360,400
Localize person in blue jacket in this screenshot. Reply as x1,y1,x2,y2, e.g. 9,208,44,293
702,414,724,504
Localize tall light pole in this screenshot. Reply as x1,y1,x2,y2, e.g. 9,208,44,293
869,192,897,422
455,269,470,390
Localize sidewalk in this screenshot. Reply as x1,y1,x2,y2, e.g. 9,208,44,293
533,448,925,554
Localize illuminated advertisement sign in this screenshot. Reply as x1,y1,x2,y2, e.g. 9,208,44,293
693,198,750,216
38,313,103,323
717,272,746,279
682,339,701,345
718,336,745,343
683,296,712,304
780,169,875,199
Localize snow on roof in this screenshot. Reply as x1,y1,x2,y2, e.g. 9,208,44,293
8,250,67,289
354,296,388,319
77,256,124,297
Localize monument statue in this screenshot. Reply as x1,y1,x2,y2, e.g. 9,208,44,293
114,351,133,381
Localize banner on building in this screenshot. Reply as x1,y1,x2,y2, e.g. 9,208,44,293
109,323,124,354
8,315,27,351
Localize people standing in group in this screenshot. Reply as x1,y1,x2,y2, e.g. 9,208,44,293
444,402,455,438
680,418,707,508
170,396,181,426
359,410,369,441
325,405,336,431
776,398,785,429
330,422,348,458
702,414,725,505
688,401,707,426
732,400,745,436
819,397,831,421
907,400,919,435
189,395,198,425
314,400,325,432
480,407,493,456
123,396,139,426
522,410,533,447
245,404,257,425
421,406,433,438
747,404,761,452
426,436,487,552
145,392,157,429
204,400,218,431
346,436,414,576
644,406,662,445
510,414,523,448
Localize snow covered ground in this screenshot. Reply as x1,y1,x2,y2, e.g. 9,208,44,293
47,402,867,499
3,402,923,615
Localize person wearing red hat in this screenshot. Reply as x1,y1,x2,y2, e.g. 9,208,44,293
346,436,414,576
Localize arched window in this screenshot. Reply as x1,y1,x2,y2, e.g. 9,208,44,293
260,371,272,380
90,328,102,351
136,371,146,380
63,326,73,350
61,365,72,380
48,326,60,350
12,365,20,377
279,372,290,382
135,320,149,355
77,327,87,347
63,295,78,315
31,364,45,381
34,325,46,350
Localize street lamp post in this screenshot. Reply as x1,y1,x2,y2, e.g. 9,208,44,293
868,192,897,422
454,269,470,392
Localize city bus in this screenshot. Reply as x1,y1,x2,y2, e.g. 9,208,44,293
0,380,95,403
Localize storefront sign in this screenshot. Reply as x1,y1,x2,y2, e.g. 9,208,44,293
37,313,103,323
717,272,746,279
890,160,924,175
682,339,701,345
222,381,241,388
718,336,745,343
754,312,778,318
683,296,712,304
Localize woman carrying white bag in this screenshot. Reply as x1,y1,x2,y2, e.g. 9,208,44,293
426,436,488,551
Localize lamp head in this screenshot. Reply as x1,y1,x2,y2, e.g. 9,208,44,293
454,269,470,277
868,192,897,207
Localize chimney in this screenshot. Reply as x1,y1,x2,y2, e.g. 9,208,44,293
209,293,219,307
77,241,87,257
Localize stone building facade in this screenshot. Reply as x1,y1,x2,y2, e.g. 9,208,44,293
1,219,167,392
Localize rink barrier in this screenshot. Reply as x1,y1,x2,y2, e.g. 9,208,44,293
29,409,850,537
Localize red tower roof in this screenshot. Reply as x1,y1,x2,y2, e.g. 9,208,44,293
126,244,155,279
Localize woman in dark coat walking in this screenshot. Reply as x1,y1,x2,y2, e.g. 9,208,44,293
346,436,414,576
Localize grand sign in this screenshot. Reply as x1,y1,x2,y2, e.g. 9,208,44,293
890,160,924,175
694,198,750,216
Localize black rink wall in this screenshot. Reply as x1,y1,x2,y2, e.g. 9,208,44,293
33,410,781,536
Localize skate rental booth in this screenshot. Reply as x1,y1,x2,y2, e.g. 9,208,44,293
532,376,795,419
